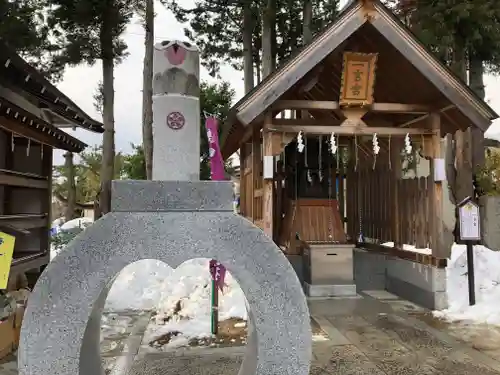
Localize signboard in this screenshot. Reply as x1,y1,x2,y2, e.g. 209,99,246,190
0,232,16,289
339,52,378,106
458,198,481,241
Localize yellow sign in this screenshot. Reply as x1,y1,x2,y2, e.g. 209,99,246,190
0,232,15,289
340,52,378,106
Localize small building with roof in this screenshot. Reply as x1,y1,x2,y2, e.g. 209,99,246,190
220,0,498,309
0,42,103,284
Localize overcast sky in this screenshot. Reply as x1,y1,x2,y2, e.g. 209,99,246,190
54,0,500,165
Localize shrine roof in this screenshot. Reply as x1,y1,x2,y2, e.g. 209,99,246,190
0,41,104,134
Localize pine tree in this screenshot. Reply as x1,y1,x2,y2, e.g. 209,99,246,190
163,0,339,85
46,0,137,215
0,0,65,80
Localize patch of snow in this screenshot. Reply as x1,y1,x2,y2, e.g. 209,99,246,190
105,260,173,311
434,244,500,325
381,241,432,255
312,334,329,342
51,217,65,229
60,217,93,231
143,259,247,347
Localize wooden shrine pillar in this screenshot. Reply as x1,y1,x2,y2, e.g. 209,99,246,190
239,143,247,217
251,127,260,223
428,113,445,258
262,113,274,239
390,137,403,248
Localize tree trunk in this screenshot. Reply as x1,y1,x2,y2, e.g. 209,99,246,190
261,0,275,78
99,6,116,215
303,0,313,44
451,38,467,81
270,4,276,72
469,54,485,99
142,0,154,180
243,1,254,94
468,52,486,181
64,152,76,221
255,51,261,83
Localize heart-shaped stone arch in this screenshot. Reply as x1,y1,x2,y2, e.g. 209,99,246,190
19,211,311,375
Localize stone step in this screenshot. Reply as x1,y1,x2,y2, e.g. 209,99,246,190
304,283,357,298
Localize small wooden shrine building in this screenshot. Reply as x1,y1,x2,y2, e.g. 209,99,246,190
220,0,498,306
0,42,104,286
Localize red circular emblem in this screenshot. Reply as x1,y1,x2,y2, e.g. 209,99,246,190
166,111,185,130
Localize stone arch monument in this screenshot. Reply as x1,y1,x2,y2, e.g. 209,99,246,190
18,40,312,375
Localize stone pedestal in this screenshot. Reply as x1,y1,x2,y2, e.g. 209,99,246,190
19,181,312,375
152,95,200,181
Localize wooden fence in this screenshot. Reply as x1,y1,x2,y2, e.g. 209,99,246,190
346,153,433,250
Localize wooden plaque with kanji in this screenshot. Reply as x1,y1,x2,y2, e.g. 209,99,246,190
340,52,378,106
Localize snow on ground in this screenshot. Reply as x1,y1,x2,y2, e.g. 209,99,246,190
434,244,500,325
382,241,432,255
60,217,93,230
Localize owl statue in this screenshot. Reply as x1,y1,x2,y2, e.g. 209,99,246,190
153,40,200,97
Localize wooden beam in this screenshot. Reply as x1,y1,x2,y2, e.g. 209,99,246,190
265,124,433,135
398,104,455,128
262,113,274,239
0,114,83,152
273,100,340,111
371,103,431,113
272,118,392,127
0,169,48,189
0,214,48,230
428,113,446,258
273,100,434,114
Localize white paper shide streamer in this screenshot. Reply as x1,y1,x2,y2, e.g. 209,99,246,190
404,133,412,154
297,131,305,153
330,132,337,155
372,133,380,155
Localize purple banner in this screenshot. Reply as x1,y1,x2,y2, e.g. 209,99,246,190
205,116,227,291
205,117,226,181
209,259,226,292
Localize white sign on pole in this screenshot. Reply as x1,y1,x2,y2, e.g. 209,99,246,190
459,201,481,241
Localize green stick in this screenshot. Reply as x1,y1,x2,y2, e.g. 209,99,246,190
210,279,219,335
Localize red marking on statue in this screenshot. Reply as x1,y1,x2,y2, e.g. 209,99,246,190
165,44,187,66
166,111,185,130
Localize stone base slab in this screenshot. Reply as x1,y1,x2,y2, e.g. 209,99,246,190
304,283,357,298
353,248,448,310
111,180,234,212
